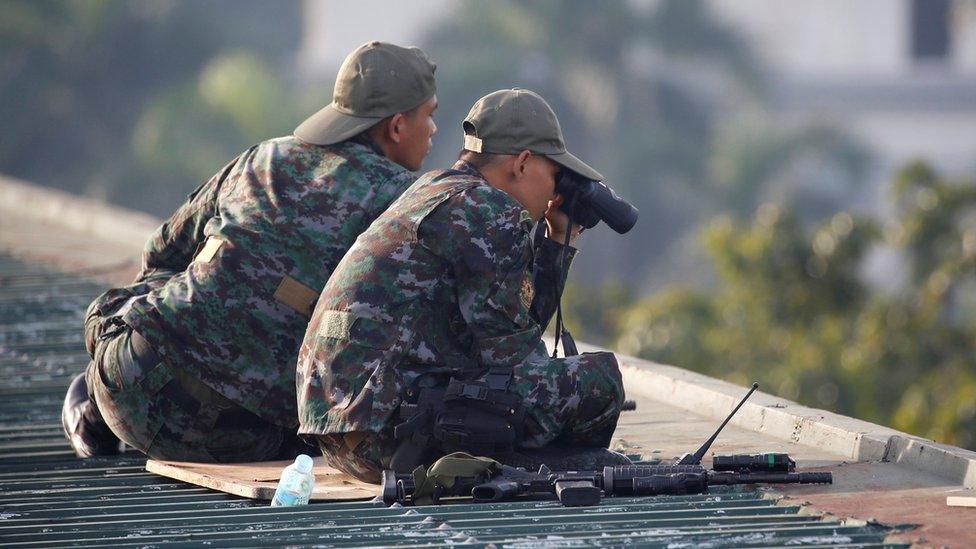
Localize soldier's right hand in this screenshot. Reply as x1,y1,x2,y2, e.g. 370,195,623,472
544,195,580,245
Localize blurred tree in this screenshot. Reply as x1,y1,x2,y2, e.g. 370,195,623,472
124,52,314,213
615,162,976,449
0,1,216,198
709,115,871,223
560,280,634,345
0,0,302,216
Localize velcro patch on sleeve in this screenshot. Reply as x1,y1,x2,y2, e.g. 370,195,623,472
318,310,356,340
193,237,223,263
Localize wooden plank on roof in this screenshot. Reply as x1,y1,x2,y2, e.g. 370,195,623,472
145,456,378,501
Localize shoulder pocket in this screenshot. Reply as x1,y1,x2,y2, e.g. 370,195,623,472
274,275,318,318
192,237,224,264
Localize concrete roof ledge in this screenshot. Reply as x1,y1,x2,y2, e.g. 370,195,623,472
603,342,976,489
0,174,159,251
884,435,976,488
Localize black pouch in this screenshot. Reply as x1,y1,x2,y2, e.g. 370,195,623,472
437,377,524,451
391,371,524,471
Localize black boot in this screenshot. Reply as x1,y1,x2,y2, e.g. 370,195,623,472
489,445,632,470
61,373,122,457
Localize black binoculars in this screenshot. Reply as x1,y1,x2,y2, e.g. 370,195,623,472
555,171,639,234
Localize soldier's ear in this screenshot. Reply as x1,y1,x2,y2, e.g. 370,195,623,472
387,113,407,144
513,150,532,179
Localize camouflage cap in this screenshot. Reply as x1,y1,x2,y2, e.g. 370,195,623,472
295,41,436,146
462,88,603,181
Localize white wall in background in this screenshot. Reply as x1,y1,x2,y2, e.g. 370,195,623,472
298,0,451,81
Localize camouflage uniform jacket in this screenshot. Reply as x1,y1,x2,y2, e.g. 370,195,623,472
297,160,576,436
116,136,415,428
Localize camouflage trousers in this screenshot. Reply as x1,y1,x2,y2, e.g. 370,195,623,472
84,303,313,463
316,349,624,483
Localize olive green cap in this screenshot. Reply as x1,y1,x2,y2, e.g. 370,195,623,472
461,88,603,181
295,41,436,146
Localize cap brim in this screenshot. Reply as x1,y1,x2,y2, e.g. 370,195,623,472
548,150,604,182
294,104,384,146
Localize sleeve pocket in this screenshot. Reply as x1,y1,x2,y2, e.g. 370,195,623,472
317,310,400,349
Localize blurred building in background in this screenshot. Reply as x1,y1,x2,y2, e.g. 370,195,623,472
713,0,976,197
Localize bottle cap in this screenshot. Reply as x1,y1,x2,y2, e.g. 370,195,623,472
294,454,313,473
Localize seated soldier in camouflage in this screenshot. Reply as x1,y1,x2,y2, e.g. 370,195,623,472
61,41,438,462
296,88,625,482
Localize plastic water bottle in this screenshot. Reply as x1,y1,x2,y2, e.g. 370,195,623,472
270,454,315,507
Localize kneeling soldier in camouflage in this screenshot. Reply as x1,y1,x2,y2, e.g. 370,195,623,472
297,88,625,482
62,42,438,462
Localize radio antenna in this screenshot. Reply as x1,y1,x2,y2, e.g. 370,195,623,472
677,382,759,465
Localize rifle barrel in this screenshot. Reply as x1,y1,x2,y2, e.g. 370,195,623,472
709,471,833,485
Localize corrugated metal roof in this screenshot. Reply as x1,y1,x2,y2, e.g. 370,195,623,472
0,253,905,548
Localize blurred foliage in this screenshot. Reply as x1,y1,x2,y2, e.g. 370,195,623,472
0,0,307,216
710,115,870,223
560,280,634,345
610,161,976,449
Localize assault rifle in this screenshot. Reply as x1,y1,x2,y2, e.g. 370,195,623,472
381,382,832,507
382,461,831,506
